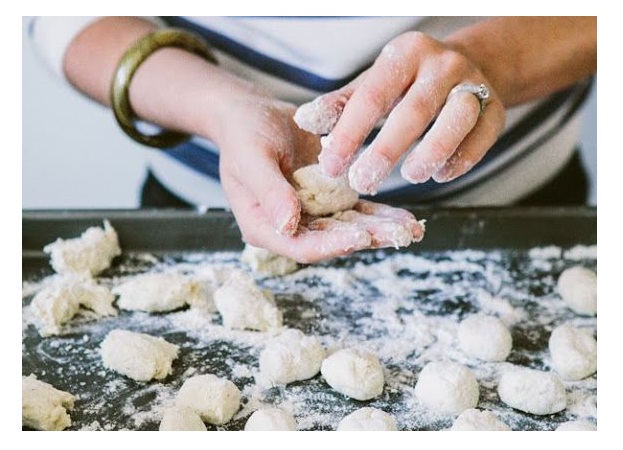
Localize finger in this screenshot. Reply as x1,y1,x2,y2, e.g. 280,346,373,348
223,174,372,264
400,87,482,184
353,200,426,242
318,42,416,177
223,146,301,236
347,75,449,194
433,99,506,182
333,210,415,249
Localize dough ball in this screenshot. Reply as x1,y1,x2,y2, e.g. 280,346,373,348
414,361,479,415
159,406,206,431
449,408,511,431
555,420,597,431
337,407,398,431
293,96,343,135
457,314,513,361
497,367,566,415
244,408,297,431
557,266,597,316
175,374,241,425
43,220,121,276
320,348,384,401
213,271,282,331
100,329,179,382
259,329,326,385
292,164,359,216
30,275,116,337
548,324,597,381
242,244,299,277
22,374,75,431
113,272,205,313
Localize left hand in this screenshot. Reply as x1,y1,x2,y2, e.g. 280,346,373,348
297,31,506,195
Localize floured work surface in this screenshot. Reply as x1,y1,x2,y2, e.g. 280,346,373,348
22,208,597,430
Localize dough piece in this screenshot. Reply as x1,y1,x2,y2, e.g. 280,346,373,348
175,374,241,425
449,408,511,431
213,271,282,331
414,361,479,415
548,324,597,381
22,374,75,431
497,367,566,415
159,406,207,431
458,314,513,361
113,272,205,313
100,329,179,382
337,407,398,431
241,244,299,277
244,408,297,431
43,220,121,276
320,348,384,401
259,328,326,385
557,266,597,316
30,275,116,337
292,164,359,216
555,420,597,431
293,96,344,135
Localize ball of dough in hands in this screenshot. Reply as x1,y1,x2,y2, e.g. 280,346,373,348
175,374,241,425
497,367,566,415
292,164,359,216
548,324,597,381
337,407,398,431
457,314,513,362
320,348,385,401
414,361,479,415
244,407,297,431
259,328,326,386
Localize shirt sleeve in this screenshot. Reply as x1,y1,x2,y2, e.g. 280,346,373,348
29,16,165,81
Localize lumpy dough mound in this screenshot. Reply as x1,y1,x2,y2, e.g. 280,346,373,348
457,314,513,361
337,407,398,431
548,324,597,381
159,406,207,431
22,375,75,431
244,408,297,431
320,348,385,401
414,361,479,415
449,408,511,431
259,328,326,385
497,367,567,415
100,329,179,382
557,266,597,316
175,374,241,425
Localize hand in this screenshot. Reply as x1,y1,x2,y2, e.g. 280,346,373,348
297,31,506,195
215,94,425,264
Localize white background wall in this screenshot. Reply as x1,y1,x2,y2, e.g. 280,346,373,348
21,17,597,209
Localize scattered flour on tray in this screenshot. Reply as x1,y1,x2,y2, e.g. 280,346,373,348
22,245,597,431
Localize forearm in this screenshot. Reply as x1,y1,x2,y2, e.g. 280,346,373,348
445,16,596,107
63,17,265,143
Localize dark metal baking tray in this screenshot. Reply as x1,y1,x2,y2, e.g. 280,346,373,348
22,207,597,431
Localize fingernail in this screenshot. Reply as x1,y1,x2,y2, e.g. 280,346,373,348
348,157,390,195
401,161,440,184
275,203,298,236
318,136,347,177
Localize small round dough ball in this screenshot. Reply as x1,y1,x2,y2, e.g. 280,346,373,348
497,367,566,415
549,324,597,381
244,408,297,431
175,374,241,425
241,244,298,277
159,406,206,431
100,329,179,382
292,164,359,216
320,348,384,401
414,361,479,415
555,420,597,431
458,314,513,361
259,329,325,385
337,407,398,431
449,408,511,431
557,266,597,316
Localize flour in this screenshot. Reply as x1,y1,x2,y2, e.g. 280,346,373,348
22,244,597,431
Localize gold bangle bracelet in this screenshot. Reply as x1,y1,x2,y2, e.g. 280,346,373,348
110,28,217,149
